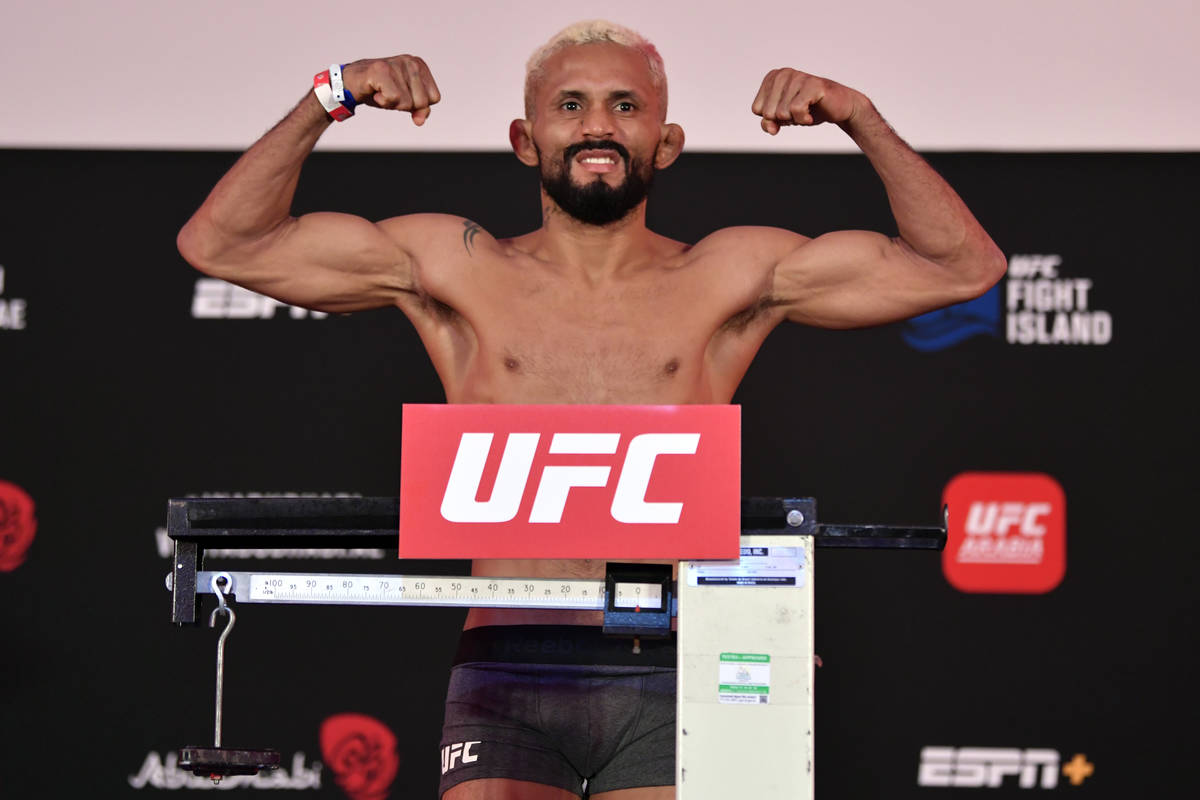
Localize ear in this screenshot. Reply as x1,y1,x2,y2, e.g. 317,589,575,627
654,123,685,170
509,119,539,166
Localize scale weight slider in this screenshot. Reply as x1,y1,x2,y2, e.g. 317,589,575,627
179,746,280,779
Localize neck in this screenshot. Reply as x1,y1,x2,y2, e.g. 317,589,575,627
534,190,654,278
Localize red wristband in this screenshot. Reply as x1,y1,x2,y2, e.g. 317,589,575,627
313,69,353,122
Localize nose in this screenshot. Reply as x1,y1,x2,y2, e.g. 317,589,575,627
580,106,615,138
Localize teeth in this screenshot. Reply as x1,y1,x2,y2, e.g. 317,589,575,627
581,157,616,164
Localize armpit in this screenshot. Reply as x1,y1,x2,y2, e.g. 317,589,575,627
719,291,786,334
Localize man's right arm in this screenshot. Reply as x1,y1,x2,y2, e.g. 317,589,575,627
177,56,442,313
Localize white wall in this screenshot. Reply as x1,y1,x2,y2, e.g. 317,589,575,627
3,0,1196,152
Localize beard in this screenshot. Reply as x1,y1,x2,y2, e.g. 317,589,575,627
538,140,655,226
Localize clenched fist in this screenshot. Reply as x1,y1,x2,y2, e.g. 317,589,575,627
751,69,862,135
341,55,441,125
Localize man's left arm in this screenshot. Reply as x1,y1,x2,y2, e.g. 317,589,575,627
753,69,1007,329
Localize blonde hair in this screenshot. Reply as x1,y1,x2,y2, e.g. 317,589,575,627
524,20,668,119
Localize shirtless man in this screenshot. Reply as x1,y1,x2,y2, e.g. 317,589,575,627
178,20,1004,800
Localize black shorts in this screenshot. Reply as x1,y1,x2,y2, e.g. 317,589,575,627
439,625,677,797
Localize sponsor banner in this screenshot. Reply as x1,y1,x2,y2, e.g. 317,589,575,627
918,746,1095,789
903,254,1112,350
942,473,1066,594
0,480,36,571
399,404,741,559
192,278,328,320
128,751,322,790
320,714,399,800
0,264,29,330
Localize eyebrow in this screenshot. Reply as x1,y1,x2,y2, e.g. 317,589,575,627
552,89,643,104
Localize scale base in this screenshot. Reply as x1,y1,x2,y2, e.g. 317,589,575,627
179,746,281,778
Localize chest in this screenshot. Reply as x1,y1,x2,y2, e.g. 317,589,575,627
464,267,717,401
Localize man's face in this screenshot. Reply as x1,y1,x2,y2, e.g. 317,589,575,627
528,42,666,225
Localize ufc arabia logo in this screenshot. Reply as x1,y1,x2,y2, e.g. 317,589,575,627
440,432,699,524
942,473,1065,594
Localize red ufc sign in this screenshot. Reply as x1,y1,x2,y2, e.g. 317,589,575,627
942,472,1066,594
399,405,740,559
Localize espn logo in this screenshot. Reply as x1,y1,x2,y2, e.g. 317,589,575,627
918,747,1059,789
441,432,698,524
943,473,1065,593
192,278,327,319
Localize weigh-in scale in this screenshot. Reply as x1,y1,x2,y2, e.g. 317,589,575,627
166,495,945,798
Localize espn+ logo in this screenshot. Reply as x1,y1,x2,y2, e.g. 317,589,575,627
919,747,1060,789
943,473,1065,594
441,432,698,524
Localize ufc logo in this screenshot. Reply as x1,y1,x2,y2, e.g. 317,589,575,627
918,747,1059,789
440,432,700,524
964,502,1052,537
440,741,480,774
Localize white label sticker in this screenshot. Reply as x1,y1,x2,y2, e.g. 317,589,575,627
688,546,805,587
719,652,771,704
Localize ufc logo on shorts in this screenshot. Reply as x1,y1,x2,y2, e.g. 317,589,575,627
918,747,1059,789
441,741,480,774
440,432,699,524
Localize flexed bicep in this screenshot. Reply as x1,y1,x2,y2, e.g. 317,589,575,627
772,230,998,329
179,207,418,313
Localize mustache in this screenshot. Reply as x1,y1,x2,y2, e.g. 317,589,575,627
563,140,631,164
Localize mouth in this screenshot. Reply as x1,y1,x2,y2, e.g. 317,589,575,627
562,141,630,177
574,149,622,174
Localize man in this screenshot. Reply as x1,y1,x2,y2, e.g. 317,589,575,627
178,20,1004,800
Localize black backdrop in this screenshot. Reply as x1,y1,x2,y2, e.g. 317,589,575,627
0,148,1195,797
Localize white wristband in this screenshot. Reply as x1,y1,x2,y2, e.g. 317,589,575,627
330,63,348,103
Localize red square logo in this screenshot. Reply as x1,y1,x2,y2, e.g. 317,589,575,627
942,472,1066,594
399,405,741,559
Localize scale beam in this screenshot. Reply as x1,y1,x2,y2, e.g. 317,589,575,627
167,496,944,624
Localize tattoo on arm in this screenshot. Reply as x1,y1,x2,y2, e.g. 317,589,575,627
462,219,482,256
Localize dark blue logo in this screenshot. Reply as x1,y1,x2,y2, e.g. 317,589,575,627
901,285,1001,352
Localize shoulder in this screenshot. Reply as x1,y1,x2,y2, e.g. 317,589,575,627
376,213,502,253
668,226,811,280
691,225,811,259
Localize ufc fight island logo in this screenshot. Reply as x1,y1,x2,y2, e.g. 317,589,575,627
942,473,1066,594
399,405,740,560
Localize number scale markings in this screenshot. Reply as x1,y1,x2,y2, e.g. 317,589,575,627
195,571,627,610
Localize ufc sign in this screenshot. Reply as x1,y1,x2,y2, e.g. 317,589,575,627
399,405,740,559
942,472,1066,594
441,432,699,524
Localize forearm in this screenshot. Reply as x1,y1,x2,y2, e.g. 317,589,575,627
179,94,331,266
840,98,1000,271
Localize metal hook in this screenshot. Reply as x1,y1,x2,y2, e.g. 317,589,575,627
207,572,235,753
209,572,233,622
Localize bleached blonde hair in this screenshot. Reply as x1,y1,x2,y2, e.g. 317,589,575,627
524,20,668,119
